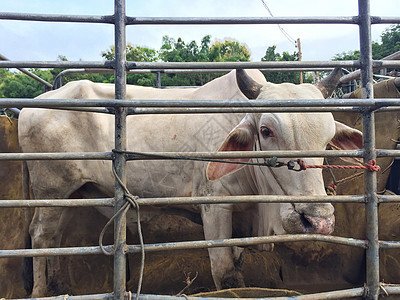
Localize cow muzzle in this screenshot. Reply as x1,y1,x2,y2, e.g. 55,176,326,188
298,213,335,235
280,203,335,235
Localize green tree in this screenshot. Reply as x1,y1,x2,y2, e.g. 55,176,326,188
261,45,304,84
1,69,54,98
159,35,251,86
0,69,13,98
372,25,400,59
209,39,251,62
333,25,400,61
101,43,158,86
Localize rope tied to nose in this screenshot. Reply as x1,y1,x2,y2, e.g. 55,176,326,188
98,163,145,300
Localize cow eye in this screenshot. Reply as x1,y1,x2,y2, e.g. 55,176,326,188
260,126,272,138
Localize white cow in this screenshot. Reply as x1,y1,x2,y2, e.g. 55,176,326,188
18,69,362,296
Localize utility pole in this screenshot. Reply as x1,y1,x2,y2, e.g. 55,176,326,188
297,38,303,84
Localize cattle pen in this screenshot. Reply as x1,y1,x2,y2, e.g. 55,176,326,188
1,0,400,299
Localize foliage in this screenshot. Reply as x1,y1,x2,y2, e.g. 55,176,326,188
332,50,360,61
372,25,400,59
333,25,400,61
159,35,251,86
260,45,310,84
209,39,251,62
6,25,399,99
101,43,157,86
0,69,53,98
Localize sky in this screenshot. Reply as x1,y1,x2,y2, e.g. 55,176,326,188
1,0,399,64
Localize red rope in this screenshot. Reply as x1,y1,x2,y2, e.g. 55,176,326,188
297,159,380,172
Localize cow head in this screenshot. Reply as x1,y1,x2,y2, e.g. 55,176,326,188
207,69,362,236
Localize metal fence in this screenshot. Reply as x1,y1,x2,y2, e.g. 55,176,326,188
1,0,400,299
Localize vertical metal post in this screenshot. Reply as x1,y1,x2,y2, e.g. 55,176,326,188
113,0,127,299
156,71,162,88
359,1,379,299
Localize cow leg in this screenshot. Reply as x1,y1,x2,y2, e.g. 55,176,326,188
201,203,245,290
29,207,73,297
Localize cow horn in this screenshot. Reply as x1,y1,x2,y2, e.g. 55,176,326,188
236,69,263,100
315,68,342,98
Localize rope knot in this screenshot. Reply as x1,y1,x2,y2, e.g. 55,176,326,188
296,159,307,171
365,159,380,172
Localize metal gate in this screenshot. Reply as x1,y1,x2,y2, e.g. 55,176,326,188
1,0,400,299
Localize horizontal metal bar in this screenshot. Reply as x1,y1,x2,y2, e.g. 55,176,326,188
374,17,400,24
54,67,336,87
7,287,371,300
374,60,400,68
379,241,400,249
0,60,113,69
57,67,335,76
0,150,363,161
373,106,400,113
127,288,367,300
127,61,360,70
0,12,114,23
4,60,399,71
382,285,400,295
292,287,365,300
135,195,365,206
0,245,106,258
2,13,398,26
123,149,363,160
125,16,359,25
2,98,400,109
9,293,112,300
0,198,114,208
376,149,400,158
0,234,367,259
377,194,400,203
0,13,357,24
126,235,367,254
0,60,359,70
131,106,361,114
0,152,112,161
0,195,364,208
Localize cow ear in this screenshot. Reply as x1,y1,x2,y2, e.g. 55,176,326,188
329,121,363,163
207,119,255,181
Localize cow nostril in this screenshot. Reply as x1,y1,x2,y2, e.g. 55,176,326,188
300,213,313,233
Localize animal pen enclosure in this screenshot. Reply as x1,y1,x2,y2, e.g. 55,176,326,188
1,0,400,299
